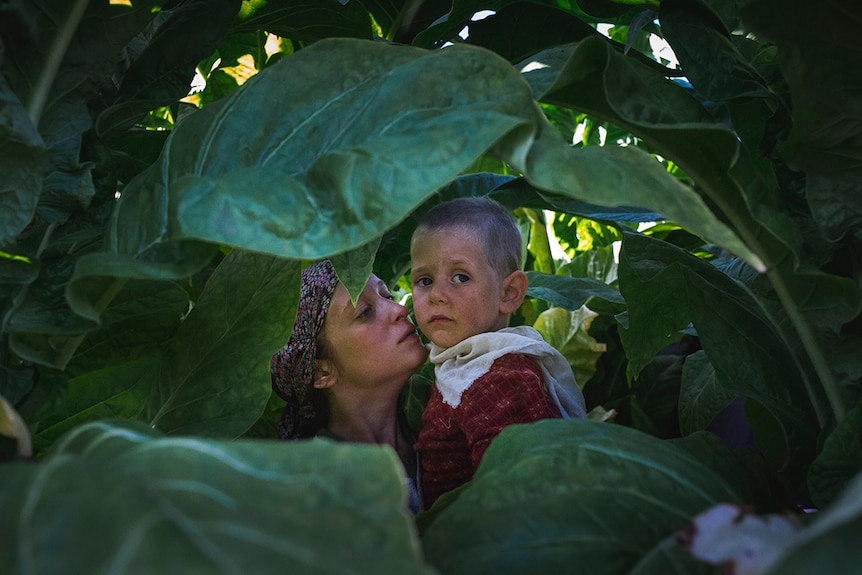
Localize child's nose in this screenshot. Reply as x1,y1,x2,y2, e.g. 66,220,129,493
429,281,447,303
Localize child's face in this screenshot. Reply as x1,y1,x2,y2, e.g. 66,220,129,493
410,226,510,349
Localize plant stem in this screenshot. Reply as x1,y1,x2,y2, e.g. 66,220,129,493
520,208,554,274
767,266,846,423
704,180,845,424
741,275,827,427
708,195,844,425
387,0,426,41
27,0,90,126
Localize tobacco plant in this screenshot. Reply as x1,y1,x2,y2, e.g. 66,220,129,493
1,0,860,573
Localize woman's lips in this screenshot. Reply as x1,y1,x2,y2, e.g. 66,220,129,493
399,328,420,343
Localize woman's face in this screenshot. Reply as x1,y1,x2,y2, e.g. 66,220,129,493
320,274,427,390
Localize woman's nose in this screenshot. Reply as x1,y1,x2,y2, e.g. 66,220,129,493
389,299,409,322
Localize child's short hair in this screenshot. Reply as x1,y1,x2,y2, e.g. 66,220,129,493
414,197,522,277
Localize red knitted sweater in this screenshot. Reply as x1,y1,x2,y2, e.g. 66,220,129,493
416,353,563,507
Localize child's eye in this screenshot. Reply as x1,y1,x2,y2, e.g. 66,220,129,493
413,277,432,288
453,273,470,284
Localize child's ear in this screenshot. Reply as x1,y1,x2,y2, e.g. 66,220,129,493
500,270,529,314
313,359,337,390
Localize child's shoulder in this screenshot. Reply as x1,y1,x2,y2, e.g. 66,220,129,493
487,352,543,377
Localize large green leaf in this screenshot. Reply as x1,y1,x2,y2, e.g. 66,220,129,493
519,38,766,271
146,251,301,437
0,362,36,408
30,356,159,453
71,38,755,361
685,270,818,472
533,306,606,388
519,33,860,421
1,0,160,223
624,353,687,439
0,76,45,245
63,280,189,377
101,39,532,267
466,2,601,62
412,0,641,49
558,244,619,286
24,280,189,451
1,0,170,371
659,0,772,103
679,350,737,436
618,232,819,471
95,0,242,140
4,200,119,372
422,418,739,574
741,0,862,241
62,241,219,372
0,420,433,574
330,236,382,304
19,253,299,446
1,0,158,120
807,402,862,510
526,270,625,310
766,469,862,574
7,255,106,367
73,30,605,431
231,0,375,42
5,201,129,370
73,39,538,314
615,262,689,376
491,178,664,224
669,431,766,508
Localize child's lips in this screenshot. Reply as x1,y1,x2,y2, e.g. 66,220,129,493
429,315,451,324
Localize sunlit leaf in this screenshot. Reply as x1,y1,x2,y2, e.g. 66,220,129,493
533,306,607,387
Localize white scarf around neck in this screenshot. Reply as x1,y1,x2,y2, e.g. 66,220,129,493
428,326,587,419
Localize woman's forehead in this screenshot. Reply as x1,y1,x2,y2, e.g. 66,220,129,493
330,274,385,313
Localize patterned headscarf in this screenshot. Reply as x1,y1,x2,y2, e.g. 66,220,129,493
271,260,340,439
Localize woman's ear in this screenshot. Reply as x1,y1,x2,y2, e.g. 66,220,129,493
500,270,529,314
313,359,337,390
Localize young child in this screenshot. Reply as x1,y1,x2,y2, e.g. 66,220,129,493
410,197,586,506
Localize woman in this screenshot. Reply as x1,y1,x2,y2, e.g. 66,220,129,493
271,260,429,513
